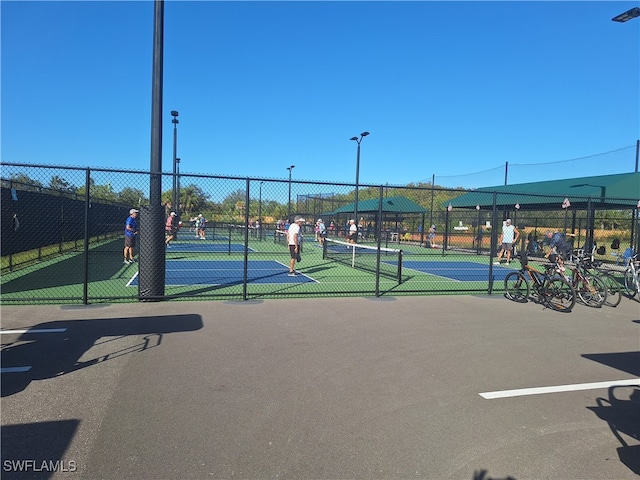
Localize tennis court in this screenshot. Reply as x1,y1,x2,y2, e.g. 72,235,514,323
403,260,515,281
165,242,254,253
128,260,315,287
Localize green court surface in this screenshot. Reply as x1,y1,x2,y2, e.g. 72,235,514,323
1,235,544,303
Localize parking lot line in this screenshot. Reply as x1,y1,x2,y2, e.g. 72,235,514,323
0,328,67,334
480,378,640,399
0,366,32,373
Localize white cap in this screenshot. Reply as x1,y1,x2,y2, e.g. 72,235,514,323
170,211,177,216
296,217,305,223
317,219,322,223
130,209,139,214
506,218,512,223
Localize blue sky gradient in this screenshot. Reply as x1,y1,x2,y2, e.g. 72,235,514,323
2,1,639,189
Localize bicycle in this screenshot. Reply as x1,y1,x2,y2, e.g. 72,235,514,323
623,254,640,299
574,249,622,308
504,253,576,312
547,253,607,308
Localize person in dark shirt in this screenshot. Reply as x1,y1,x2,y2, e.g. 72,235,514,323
124,209,139,264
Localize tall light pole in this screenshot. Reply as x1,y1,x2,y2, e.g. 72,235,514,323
258,181,264,240
350,131,369,225
612,6,640,255
171,110,179,214
176,157,181,212
287,165,295,222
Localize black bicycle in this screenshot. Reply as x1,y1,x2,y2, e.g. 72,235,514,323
504,253,576,312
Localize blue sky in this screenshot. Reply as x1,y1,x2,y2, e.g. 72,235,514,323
2,1,639,190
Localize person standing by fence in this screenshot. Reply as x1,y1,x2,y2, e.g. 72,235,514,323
287,216,305,276
123,209,138,264
494,219,519,265
165,211,178,247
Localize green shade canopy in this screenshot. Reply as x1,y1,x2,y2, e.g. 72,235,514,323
326,196,429,216
446,172,640,211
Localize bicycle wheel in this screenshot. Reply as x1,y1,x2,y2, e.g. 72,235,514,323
575,274,607,308
597,271,622,307
504,271,529,302
623,267,639,298
542,277,576,312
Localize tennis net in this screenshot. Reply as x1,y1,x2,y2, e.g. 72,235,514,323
323,238,403,283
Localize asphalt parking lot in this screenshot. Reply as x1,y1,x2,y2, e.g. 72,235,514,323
1,294,639,480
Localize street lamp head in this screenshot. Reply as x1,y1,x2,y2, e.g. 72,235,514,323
350,137,358,141
612,6,640,22
287,165,295,171
361,131,370,137
171,110,179,117
176,158,180,164
172,118,179,125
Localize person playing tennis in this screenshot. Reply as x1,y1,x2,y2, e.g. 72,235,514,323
287,216,305,276
347,219,358,244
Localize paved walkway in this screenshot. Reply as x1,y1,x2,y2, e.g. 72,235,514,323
1,295,639,479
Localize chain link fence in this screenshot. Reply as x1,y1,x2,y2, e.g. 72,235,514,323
2,162,638,304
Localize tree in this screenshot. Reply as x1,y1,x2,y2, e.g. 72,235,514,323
119,187,147,207
177,184,211,215
49,175,75,193
6,174,43,192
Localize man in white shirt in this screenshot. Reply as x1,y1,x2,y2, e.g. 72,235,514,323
494,218,519,265
347,219,358,244
287,216,305,276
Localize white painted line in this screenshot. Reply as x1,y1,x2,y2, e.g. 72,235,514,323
480,378,640,399
0,328,67,335
1,366,32,373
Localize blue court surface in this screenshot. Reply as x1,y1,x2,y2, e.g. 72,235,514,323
403,260,515,281
165,243,254,253
128,260,314,286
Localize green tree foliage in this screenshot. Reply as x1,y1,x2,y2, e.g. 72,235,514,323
49,175,75,193
6,174,43,191
164,184,211,216
119,187,147,207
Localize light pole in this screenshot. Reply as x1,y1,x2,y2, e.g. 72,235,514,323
287,165,295,222
258,181,264,240
176,157,181,212
171,110,179,214
350,131,369,226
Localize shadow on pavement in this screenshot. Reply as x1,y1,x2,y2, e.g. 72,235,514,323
1,314,203,397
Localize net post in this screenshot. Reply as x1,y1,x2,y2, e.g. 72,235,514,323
398,250,403,284
351,243,356,268
322,236,328,259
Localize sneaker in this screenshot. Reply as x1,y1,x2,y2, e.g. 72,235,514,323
124,260,131,264
129,259,136,263
506,261,510,265
288,272,297,277
493,261,500,265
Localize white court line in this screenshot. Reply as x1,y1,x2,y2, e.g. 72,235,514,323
0,328,66,335
480,378,640,399
0,366,32,373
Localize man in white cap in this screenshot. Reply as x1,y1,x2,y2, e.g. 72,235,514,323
494,218,519,265
347,219,358,244
165,211,178,247
287,216,305,276
316,218,326,244
123,208,139,264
